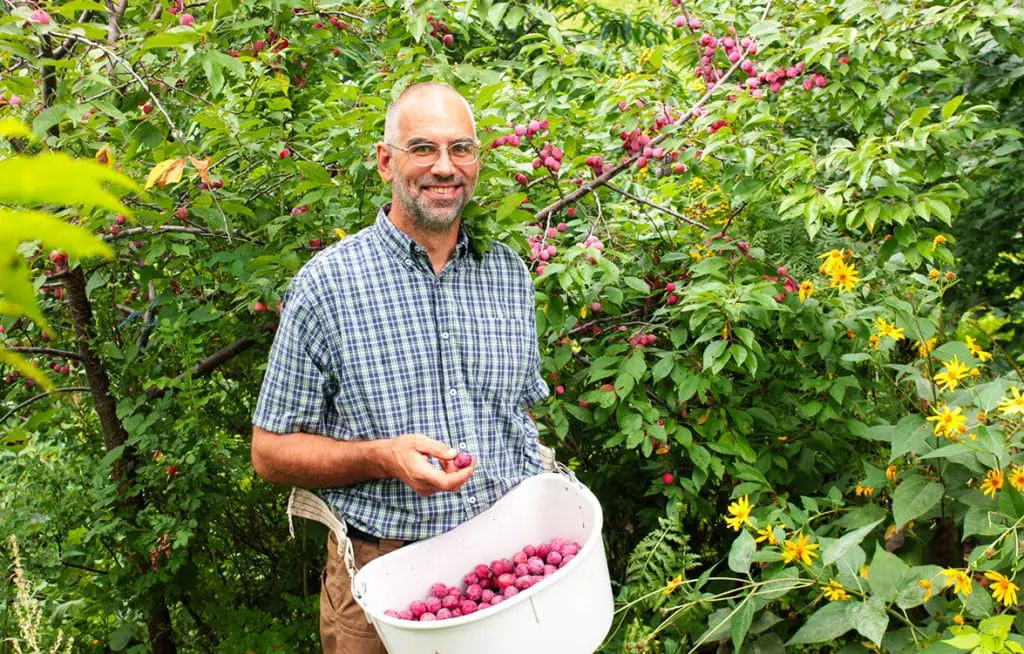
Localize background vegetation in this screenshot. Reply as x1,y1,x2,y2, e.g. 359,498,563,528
1,0,1022,652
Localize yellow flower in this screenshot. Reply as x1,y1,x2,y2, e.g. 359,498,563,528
663,574,683,595
886,465,898,481
855,485,875,497
580,305,588,319
941,569,973,596
781,532,820,566
928,269,940,282
818,249,845,275
927,405,967,439
798,281,814,303
916,338,938,358
859,564,870,579
934,355,970,393
873,317,906,342
970,368,981,378
755,524,778,546
980,468,1004,499
828,262,861,293
724,495,754,532
333,228,347,239
1009,465,1024,492
869,334,881,350
984,571,1019,607
919,579,933,602
997,387,1024,416
964,336,992,363
932,234,947,250
823,579,850,601
690,247,704,263
953,615,964,626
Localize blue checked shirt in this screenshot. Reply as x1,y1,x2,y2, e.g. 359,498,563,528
253,206,550,541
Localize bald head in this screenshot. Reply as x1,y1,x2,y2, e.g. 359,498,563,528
382,82,476,145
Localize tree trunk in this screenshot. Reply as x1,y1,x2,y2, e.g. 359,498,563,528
64,266,179,654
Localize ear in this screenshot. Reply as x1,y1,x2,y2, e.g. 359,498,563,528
376,142,394,182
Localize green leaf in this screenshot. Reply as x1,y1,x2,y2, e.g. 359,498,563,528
0,154,139,212
731,600,755,653
868,543,910,603
496,193,526,221
623,350,647,380
0,210,113,259
728,529,756,574
651,355,675,383
786,601,854,646
892,476,944,530
848,595,888,647
821,518,884,566
941,95,965,121
623,276,650,293
141,30,204,50
703,340,727,371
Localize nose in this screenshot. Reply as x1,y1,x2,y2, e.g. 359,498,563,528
430,147,456,177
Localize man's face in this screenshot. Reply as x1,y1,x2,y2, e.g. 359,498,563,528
377,90,480,234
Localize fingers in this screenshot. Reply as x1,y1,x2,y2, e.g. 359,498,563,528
411,434,456,461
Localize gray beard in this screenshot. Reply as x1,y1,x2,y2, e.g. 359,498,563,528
394,179,475,234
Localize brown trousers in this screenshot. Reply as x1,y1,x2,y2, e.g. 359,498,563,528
320,531,406,654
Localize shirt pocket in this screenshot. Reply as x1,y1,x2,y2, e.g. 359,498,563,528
463,313,531,400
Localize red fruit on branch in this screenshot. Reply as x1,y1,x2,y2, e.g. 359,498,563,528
279,148,290,159
178,13,194,26
254,301,267,313
662,472,675,485
175,206,188,220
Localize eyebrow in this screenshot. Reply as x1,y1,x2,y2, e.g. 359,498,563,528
405,137,476,146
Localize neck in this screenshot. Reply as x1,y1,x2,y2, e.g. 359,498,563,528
387,202,460,273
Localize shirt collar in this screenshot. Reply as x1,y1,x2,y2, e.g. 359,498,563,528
374,204,472,266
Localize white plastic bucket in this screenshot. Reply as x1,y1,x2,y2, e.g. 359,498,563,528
352,470,614,654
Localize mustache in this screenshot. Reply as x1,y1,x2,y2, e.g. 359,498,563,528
419,177,462,186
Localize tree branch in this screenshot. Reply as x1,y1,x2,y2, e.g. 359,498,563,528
5,347,86,362
0,386,91,425
146,332,270,398
604,183,710,231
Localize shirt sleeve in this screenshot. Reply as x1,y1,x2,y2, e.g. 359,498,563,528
512,250,550,409
252,273,334,435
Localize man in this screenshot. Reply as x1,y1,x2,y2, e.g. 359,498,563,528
250,82,550,653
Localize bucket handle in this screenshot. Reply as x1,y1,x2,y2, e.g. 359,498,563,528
287,488,371,618
553,460,582,486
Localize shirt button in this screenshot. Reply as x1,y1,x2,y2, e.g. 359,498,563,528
458,442,467,450
441,331,450,339
405,259,412,266
468,497,477,504
449,388,458,396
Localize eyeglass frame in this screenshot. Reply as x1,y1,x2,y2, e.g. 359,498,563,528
385,139,482,167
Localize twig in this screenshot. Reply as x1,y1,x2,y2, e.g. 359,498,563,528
604,183,709,230
0,386,91,424
5,347,85,362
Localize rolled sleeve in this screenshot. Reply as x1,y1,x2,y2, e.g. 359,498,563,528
253,275,334,435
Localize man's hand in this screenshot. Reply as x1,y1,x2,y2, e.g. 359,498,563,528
385,434,475,497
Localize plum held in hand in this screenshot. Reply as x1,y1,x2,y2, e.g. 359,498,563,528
453,452,473,469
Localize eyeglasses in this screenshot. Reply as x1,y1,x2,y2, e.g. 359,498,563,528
387,141,480,167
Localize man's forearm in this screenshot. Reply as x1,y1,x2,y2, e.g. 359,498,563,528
251,426,392,488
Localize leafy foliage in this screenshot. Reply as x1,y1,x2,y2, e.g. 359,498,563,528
1,0,1023,651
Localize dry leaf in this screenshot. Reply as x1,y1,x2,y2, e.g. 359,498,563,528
145,158,186,189
95,145,114,167
188,155,213,185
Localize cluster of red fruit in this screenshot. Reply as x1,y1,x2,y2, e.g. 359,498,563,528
2,370,23,385
491,118,551,153
526,223,567,265
311,14,348,31
532,142,564,175
384,537,581,622
166,0,184,15
764,266,799,302
426,15,455,47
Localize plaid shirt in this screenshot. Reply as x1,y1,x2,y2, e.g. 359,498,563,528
253,206,549,541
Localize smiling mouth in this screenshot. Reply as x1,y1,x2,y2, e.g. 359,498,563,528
422,185,461,197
